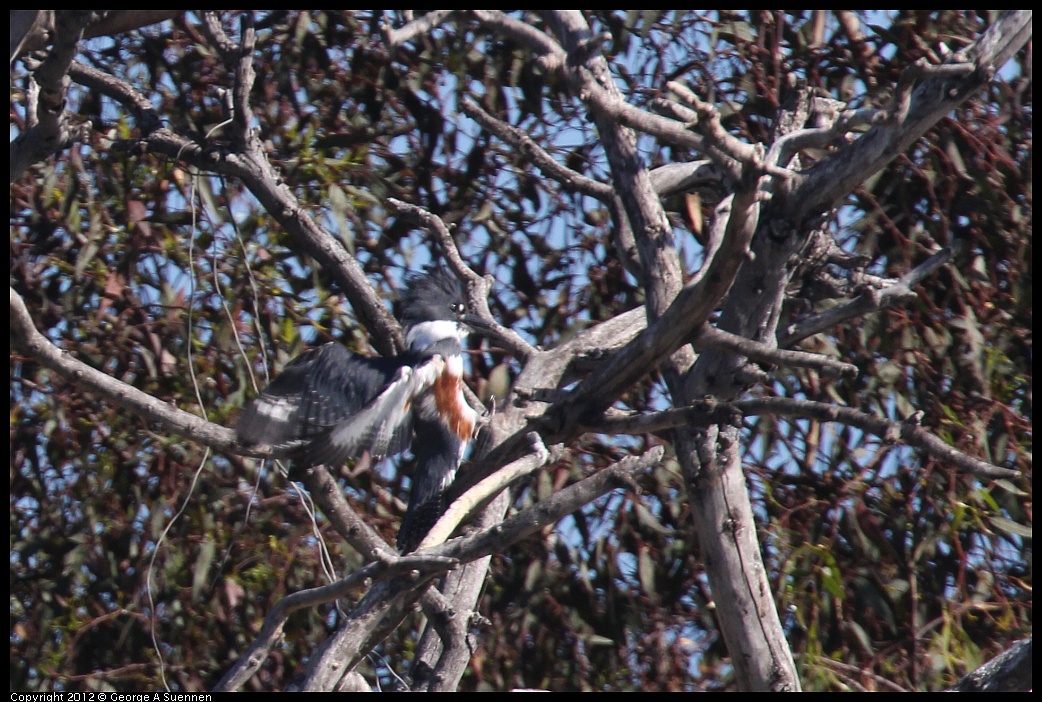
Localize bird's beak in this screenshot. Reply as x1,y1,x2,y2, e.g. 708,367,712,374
460,313,490,337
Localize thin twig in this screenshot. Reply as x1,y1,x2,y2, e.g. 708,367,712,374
781,243,959,346
386,198,535,362
461,98,614,201
735,397,1019,481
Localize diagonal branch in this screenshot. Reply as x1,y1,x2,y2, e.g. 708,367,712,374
296,444,664,691
780,242,960,347
734,397,1021,481
469,10,564,59
11,286,238,451
460,99,615,202
9,285,369,466
541,184,759,435
418,433,556,550
214,550,457,691
435,446,664,561
789,11,1032,222
68,57,401,357
382,10,458,48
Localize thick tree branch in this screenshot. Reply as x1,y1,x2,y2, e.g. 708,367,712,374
687,422,801,691
647,160,726,198
382,10,457,48
411,587,471,692
542,13,799,691
789,11,1032,222
946,637,1032,692
82,11,181,40
11,11,92,182
436,446,664,562
469,10,563,60
300,574,438,691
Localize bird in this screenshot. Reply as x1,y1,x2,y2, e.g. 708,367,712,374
237,268,481,552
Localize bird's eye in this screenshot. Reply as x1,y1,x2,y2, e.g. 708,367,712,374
451,302,466,315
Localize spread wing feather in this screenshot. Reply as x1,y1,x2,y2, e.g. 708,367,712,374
237,343,415,464
300,356,445,468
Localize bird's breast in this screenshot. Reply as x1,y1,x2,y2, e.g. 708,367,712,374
432,354,478,442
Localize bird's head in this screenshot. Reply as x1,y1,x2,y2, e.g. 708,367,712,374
399,267,469,357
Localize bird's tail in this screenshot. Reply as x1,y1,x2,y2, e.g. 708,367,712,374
397,489,449,553
399,389,471,553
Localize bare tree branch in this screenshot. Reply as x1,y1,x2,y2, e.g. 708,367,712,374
11,11,92,182
438,446,665,562
469,10,563,60
581,395,1019,482
418,433,555,550
647,160,726,198
666,80,787,177
695,325,859,378
68,58,402,356
543,13,799,692
781,242,960,346
296,442,662,691
382,10,457,48
11,286,239,451
460,98,614,202
734,397,1021,481
946,637,1032,692
300,573,437,691
215,551,456,691
789,10,1033,221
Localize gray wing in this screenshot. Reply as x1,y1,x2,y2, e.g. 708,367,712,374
300,355,446,468
237,343,415,465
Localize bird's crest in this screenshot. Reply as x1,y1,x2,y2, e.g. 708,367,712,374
399,267,466,329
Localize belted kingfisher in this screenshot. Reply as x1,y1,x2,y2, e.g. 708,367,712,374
237,268,480,552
